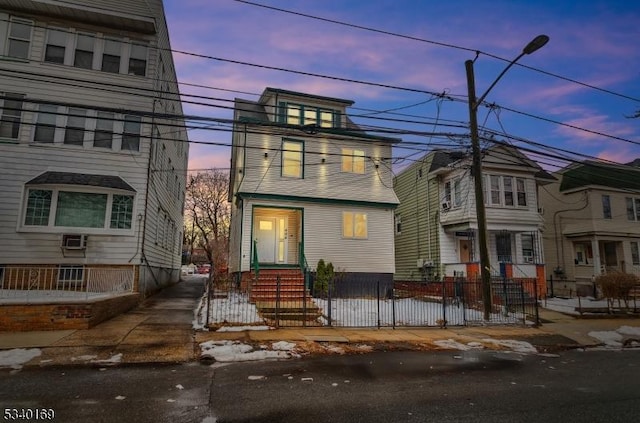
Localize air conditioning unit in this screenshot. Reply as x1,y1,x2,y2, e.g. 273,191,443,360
62,234,87,250
441,201,451,210
417,259,434,268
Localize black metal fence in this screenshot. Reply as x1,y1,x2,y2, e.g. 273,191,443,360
204,276,540,329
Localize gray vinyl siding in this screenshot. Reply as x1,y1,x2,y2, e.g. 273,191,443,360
393,157,441,281
0,0,187,281
237,131,398,205
239,199,395,274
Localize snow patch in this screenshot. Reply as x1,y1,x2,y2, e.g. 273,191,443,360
0,348,42,370
482,339,537,354
200,340,296,362
216,325,273,332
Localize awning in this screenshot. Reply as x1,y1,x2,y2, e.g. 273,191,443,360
26,171,136,192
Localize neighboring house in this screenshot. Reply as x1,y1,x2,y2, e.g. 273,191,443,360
0,0,188,328
228,87,400,296
539,159,640,294
394,144,554,288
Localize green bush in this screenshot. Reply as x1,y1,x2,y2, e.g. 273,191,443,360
314,259,334,296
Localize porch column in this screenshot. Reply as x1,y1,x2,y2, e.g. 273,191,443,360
591,237,602,276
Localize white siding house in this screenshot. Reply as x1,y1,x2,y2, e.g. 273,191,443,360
0,0,188,310
229,88,399,294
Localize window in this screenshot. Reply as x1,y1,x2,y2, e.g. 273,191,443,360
24,189,52,226
516,178,527,206
0,93,23,140
94,111,114,148
490,175,501,205
443,181,452,206
453,179,462,207
343,212,367,239
280,102,337,128
110,195,133,229
282,139,303,178
574,242,593,265
101,39,121,73
626,197,640,221
44,29,67,64
7,18,32,59
342,148,365,174
631,241,640,266
128,43,147,76
496,232,512,262
64,108,87,145
602,195,612,219
23,188,134,231
395,214,401,234
74,34,94,69
122,115,141,151
521,233,535,263
503,177,514,206
34,105,58,143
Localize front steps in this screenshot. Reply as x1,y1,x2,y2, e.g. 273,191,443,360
250,269,322,326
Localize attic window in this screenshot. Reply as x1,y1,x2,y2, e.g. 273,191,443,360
280,102,338,128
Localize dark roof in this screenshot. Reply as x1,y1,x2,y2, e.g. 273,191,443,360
428,150,468,172
625,158,640,167
26,172,136,192
262,87,354,106
235,98,269,122
560,161,640,192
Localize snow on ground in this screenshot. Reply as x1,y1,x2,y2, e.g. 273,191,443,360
588,325,640,348
216,325,272,332
200,340,299,362
0,290,116,304
0,348,41,370
543,297,613,315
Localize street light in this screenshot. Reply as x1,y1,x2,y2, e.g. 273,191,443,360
465,35,549,320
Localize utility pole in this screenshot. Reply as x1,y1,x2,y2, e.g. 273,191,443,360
465,35,549,320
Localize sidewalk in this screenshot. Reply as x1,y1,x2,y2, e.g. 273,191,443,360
0,276,638,369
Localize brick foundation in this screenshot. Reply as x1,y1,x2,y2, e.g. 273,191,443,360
0,294,140,331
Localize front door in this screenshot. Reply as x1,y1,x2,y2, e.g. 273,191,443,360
459,240,471,263
256,217,276,263
603,242,618,267
255,216,288,264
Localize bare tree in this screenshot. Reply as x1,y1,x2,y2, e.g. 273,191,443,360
184,169,230,282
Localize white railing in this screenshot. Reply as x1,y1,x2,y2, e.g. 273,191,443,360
0,266,135,303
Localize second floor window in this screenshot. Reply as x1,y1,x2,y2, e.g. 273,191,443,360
626,197,640,221
7,18,32,59
282,139,303,178
102,39,121,73
485,175,527,207
343,211,367,239
34,104,58,143
631,241,640,266
94,112,114,148
44,29,67,64
602,195,612,219
74,34,95,69
342,148,365,174
0,93,23,140
122,115,141,151
64,108,87,145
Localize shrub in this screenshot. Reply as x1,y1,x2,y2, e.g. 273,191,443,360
595,272,639,309
314,259,335,296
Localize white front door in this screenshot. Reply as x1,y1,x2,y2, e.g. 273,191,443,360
256,217,276,263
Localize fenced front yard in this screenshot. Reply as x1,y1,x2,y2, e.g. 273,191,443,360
0,265,135,303
204,276,540,329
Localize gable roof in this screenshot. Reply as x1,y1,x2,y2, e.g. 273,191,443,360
559,160,640,192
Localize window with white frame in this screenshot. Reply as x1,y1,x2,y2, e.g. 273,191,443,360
443,181,452,207
631,241,640,266
23,187,134,231
626,197,640,221
44,29,67,64
7,18,32,59
63,108,87,146
574,241,593,265
33,104,59,143
282,139,303,178
0,93,24,140
341,148,365,174
74,33,95,69
521,233,535,263
121,115,141,151
453,179,462,207
94,111,114,148
128,43,147,76
101,39,122,73
343,211,367,239
485,175,527,207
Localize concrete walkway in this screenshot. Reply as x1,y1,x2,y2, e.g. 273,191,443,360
0,275,638,368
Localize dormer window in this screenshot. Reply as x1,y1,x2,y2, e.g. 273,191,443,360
279,102,339,128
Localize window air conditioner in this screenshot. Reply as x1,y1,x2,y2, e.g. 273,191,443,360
62,234,87,250
441,201,451,210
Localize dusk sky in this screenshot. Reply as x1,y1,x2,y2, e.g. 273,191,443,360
163,0,640,174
